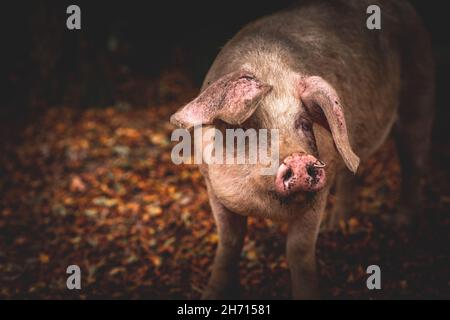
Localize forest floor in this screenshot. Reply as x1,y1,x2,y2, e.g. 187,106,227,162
0,71,449,299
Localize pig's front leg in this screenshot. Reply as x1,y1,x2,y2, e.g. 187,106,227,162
202,179,247,299
286,189,329,299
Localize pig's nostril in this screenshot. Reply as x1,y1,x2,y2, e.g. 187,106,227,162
281,167,295,190
283,167,293,182
306,165,318,178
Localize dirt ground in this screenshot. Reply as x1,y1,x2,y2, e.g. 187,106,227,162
0,71,448,299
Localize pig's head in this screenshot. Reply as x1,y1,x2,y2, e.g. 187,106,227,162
170,68,359,217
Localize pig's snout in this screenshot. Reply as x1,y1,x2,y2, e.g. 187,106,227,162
275,153,326,196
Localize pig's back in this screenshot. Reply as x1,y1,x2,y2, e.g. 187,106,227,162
207,0,431,157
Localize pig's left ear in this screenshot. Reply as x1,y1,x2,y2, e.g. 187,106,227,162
170,70,272,129
300,76,360,173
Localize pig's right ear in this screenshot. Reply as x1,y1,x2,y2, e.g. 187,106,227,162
300,76,360,174
170,70,272,129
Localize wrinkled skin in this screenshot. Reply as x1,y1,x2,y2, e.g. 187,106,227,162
170,0,434,299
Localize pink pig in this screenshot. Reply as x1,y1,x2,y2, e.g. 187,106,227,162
170,0,434,299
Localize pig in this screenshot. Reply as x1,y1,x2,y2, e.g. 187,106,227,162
170,0,434,299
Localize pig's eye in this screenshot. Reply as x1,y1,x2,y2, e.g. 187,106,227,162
296,116,318,154
300,118,312,131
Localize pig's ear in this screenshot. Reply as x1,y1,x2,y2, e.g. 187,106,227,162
300,76,360,173
170,70,272,129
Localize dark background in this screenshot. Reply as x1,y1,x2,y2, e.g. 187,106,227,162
1,0,290,114
0,0,448,299
1,1,449,120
